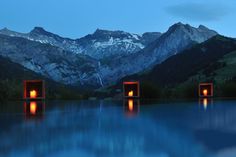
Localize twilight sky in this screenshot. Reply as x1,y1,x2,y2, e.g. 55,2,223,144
0,0,235,38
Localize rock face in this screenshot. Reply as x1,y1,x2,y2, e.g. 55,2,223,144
124,35,236,87
76,29,161,59
96,23,218,85
0,34,99,86
0,23,217,88
0,27,161,59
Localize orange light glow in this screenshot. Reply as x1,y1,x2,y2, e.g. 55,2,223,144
128,99,134,111
128,90,134,97
203,98,208,109
30,102,37,115
203,89,208,96
30,90,37,98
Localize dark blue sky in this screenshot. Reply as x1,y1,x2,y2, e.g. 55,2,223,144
0,0,235,38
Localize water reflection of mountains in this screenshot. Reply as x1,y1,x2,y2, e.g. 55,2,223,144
0,100,236,157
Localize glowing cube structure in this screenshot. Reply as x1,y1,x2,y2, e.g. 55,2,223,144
199,83,213,97
23,80,45,100
123,81,140,98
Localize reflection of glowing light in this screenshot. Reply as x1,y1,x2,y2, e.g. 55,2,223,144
203,89,208,96
128,99,134,111
128,90,134,97
203,98,208,110
30,102,37,115
30,90,37,98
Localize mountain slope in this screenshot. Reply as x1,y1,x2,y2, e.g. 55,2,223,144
172,49,236,98
0,34,100,86
0,55,84,100
0,27,84,54
142,35,236,86
142,23,218,63
97,23,217,85
109,35,236,98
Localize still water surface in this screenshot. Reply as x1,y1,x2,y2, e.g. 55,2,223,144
0,99,236,157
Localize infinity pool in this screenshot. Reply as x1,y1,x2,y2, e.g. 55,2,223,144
0,99,236,157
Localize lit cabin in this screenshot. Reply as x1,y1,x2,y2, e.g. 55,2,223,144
199,83,213,97
123,81,140,98
24,80,45,100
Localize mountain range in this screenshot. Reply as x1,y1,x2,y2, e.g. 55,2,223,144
0,22,218,89
110,35,236,99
